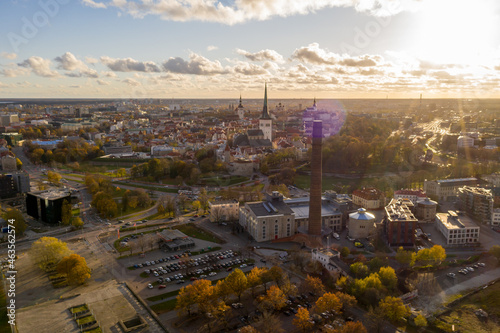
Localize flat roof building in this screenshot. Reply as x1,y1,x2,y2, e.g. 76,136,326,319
436,211,480,246
458,186,494,225
26,190,72,224
384,198,418,246
424,178,477,202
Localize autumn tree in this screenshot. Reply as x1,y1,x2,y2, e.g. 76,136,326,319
279,279,298,298
259,285,286,312
253,311,284,333
414,314,427,327
214,279,232,303
350,262,369,278
61,199,72,225
314,292,342,314
395,246,415,268
293,307,313,332
176,284,198,316
330,321,368,333
247,266,265,297
47,170,62,183
238,326,258,333
335,292,357,312
414,245,446,267
267,265,287,288
71,216,84,229
2,208,26,236
57,253,91,285
225,269,248,301
301,275,326,295
340,247,350,258
379,296,409,323
378,266,397,290
30,237,72,271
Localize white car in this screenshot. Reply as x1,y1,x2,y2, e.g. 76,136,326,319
446,273,456,278
147,283,153,289
209,272,217,276
240,264,247,268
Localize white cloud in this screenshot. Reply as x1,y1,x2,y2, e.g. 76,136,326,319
0,82,9,88
207,45,218,51
236,48,284,63
101,56,161,72
163,53,228,75
1,52,17,60
81,0,418,25
292,43,381,66
102,71,117,77
0,65,30,78
85,56,99,64
18,56,60,78
232,62,269,75
97,79,110,85
54,52,98,78
122,78,140,86
81,0,107,9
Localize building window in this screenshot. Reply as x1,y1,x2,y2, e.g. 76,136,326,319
287,223,291,236
275,224,278,236
262,226,266,239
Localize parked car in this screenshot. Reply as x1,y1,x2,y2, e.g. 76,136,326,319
447,273,456,278
158,285,166,289
147,283,153,289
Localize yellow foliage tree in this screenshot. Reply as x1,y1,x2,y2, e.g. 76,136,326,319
314,292,342,314
301,275,326,295
379,296,409,323
225,268,248,302
293,307,313,332
30,237,73,271
57,253,91,285
259,285,286,312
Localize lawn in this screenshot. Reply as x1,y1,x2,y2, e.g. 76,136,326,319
173,223,224,244
201,175,249,186
295,174,359,191
114,181,178,193
434,282,500,332
69,304,89,314
76,315,95,326
147,290,180,302
150,298,177,314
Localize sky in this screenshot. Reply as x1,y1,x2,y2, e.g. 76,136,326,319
1,0,500,99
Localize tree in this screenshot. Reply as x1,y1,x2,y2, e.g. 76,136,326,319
16,157,22,170
293,307,313,332
61,199,72,225
57,253,91,285
267,265,286,288
414,314,427,327
415,245,446,267
279,279,298,298
335,292,357,312
331,321,367,333
2,208,26,236
238,326,258,333
378,266,397,290
214,279,232,303
225,268,248,302
395,246,415,267
489,245,500,263
379,296,409,323
340,247,350,258
366,306,385,333
247,266,265,297
71,216,84,229
30,237,72,271
314,292,342,314
259,285,286,312
253,311,284,333
367,256,388,272
176,284,198,316
350,262,369,278
301,275,326,295
47,170,62,184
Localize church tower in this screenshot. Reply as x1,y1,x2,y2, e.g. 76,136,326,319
236,94,245,120
259,83,272,141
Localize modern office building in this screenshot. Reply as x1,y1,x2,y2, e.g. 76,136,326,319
26,190,72,224
0,175,16,198
436,211,480,246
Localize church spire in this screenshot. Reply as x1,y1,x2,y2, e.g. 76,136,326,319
313,97,316,106
238,93,243,108
260,82,271,119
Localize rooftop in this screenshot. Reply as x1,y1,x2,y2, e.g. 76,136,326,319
246,199,294,217
29,189,71,200
435,177,477,184
437,211,479,229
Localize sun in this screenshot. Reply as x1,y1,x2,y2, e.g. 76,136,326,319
412,0,499,66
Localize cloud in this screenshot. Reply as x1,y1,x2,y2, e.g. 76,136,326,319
236,48,284,63
163,53,228,75
18,56,59,77
207,45,218,51
97,79,110,85
54,52,98,77
85,56,99,64
232,62,268,75
81,0,107,9
1,52,17,60
80,0,417,25
0,65,30,78
101,56,161,72
102,71,117,77
122,78,140,86
292,43,380,66
0,82,9,88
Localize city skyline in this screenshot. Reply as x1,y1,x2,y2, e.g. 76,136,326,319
1,0,500,98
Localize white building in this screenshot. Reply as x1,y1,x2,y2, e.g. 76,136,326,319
394,189,427,204
457,135,474,148
348,208,376,239
436,211,480,246
311,248,346,276
424,178,477,201
209,199,239,223
285,196,343,233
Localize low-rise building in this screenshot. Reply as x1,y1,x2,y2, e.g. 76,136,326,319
348,208,376,239
352,187,385,209
239,192,295,242
424,178,477,201
436,211,480,246
208,199,239,223
311,248,346,276
1,155,16,171
492,208,500,227
26,190,72,224
285,196,342,233
157,229,195,252
415,197,438,222
384,198,418,246
394,189,427,204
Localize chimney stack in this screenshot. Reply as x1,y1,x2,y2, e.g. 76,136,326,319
308,120,323,236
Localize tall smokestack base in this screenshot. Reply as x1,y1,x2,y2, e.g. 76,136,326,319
308,120,323,236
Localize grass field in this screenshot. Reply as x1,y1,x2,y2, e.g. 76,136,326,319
150,298,177,314
434,282,500,332
174,224,224,244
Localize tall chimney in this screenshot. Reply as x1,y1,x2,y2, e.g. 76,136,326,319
308,120,323,236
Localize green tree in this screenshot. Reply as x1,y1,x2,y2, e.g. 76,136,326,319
379,296,409,323
350,262,369,278
340,247,350,258
489,245,500,263
71,216,84,229
395,246,415,267
57,253,91,285
2,208,27,236
61,199,72,225
30,237,72,271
